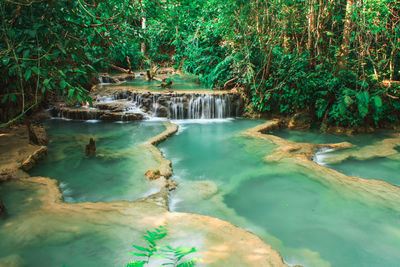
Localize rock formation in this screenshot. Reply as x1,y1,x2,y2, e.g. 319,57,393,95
166,180,178,191
288,111,312,130
145,169,161,180
85,138,96,156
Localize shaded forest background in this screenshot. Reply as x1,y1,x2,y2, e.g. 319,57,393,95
1,0,399,128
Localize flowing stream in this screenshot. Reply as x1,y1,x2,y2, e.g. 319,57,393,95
159,121,400,267
0,116,399,266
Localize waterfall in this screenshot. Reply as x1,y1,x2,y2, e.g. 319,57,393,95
151,95,158,117
104,91,240,120
168,96,185,119
132,94,143,106
187,94,231,119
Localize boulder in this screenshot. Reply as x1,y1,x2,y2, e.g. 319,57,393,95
85,138,96,156
99,76,118,84
288,112,312,130
157,96,169,106
145,169,161,180
141,97,152,110
153,104,168,117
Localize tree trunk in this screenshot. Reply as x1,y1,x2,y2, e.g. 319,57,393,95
126,56,132,74
141,15,146,54
307,0,316,68
390,49,397,81
339,0,355,69
389,4,399,81
111,64,131,73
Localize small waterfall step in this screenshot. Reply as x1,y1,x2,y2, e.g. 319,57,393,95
51,91,243,121
116,91,243,119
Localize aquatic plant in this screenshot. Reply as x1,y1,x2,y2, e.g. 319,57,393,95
126,226,198,267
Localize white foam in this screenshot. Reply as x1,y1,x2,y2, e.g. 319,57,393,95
313,147,336,166
85,120,101,123
59,182,75,202
141,187,162,198
172,118,234,124
95,96,116,103
50,117,72,121
145,117,169,122
169,196,183,212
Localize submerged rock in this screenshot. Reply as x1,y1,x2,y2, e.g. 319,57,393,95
0,254,24,267
193,181,218,199
85,138,96,156
0,198,6,218
145,169,161,180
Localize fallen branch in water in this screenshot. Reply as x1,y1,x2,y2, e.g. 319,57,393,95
110,64,130,73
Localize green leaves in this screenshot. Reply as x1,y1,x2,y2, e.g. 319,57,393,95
60,80,67,90
126,226,198,267
373,95,382,109
24,68,32,81
356,91,370,118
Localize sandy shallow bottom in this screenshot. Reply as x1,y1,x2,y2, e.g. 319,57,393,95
0,120,286,267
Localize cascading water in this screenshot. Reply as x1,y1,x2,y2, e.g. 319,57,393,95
168,96,185,119
96,91,241,120
146,94,236,119
187,94,231,119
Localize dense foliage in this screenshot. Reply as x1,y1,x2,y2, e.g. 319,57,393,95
0,0,143,126
1,0,400,128
142,0,400,127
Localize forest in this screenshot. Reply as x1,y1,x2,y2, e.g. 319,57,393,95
1,1,400,267
1,0,400,128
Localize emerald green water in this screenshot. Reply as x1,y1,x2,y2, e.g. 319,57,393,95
30,119,166,202
1,119,399,266
272,129,400,186
100,75,211,91
0,182,147,267
271,129,394,146
327,158,400,186
159,120,400,267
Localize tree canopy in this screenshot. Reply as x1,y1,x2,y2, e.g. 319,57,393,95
1,0,399,127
